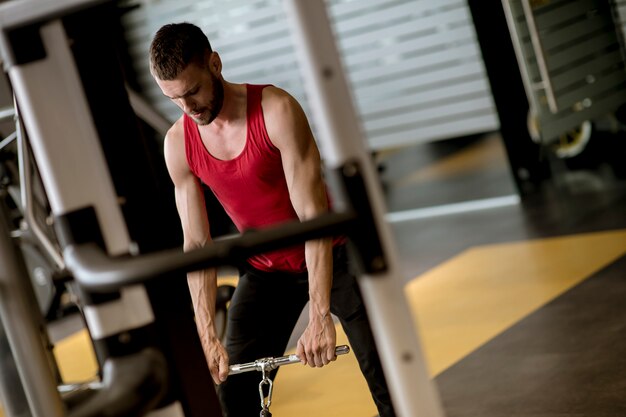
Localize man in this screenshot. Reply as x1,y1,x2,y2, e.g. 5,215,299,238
149,22,395,417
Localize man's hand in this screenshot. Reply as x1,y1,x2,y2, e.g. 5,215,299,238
200,335,230,384
296,312,337,367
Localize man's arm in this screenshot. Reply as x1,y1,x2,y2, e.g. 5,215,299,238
264,87,336,368
163,120,229,384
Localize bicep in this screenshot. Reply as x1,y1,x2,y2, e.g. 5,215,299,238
266,91,327,219
164,133,211,250
175,177,210,250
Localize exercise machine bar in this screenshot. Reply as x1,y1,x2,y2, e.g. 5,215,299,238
64,210,357,293
229,345,350,376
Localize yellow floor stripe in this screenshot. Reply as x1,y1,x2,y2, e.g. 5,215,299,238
408,229,626,376
22,229,626,417
54,330,99,383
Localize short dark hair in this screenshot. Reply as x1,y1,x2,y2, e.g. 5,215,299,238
149,22,213,80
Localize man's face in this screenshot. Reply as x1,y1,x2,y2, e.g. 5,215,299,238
156,61,224,125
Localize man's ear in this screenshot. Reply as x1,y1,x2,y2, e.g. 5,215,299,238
208,51,222,76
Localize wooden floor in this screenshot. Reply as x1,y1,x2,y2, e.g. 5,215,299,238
25,133,626,416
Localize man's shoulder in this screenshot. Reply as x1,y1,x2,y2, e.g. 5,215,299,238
163,116,186,159
261,85,300,119
164,116,185,144
261,85,292,102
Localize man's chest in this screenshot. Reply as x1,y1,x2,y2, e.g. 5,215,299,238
199,124,247,161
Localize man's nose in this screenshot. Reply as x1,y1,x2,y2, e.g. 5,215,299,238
180,97,195,112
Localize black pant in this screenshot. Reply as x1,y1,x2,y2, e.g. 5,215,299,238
218,245,395,417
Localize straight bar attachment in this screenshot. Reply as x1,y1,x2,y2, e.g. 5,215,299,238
229,345,350,375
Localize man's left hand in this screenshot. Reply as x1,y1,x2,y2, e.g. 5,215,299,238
296,312,337,367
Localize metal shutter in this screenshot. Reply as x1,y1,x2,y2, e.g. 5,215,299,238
121,0,499,150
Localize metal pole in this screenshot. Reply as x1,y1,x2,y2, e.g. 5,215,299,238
283,2,446,416
15,98,66,271
0,202,65,417
0,316,32,417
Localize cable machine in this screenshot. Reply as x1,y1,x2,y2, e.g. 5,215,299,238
0,0,445,416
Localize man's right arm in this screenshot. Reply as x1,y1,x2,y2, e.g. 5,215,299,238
163,120,229,384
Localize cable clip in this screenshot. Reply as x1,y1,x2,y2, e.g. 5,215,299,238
258,360,273,416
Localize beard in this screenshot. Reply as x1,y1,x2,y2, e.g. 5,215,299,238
190,73,225,126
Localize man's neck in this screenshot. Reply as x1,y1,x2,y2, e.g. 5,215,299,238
208,80,245,131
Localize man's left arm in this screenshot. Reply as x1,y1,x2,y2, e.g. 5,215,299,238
264,87,336,368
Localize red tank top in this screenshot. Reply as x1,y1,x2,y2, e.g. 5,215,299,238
184,84,309,272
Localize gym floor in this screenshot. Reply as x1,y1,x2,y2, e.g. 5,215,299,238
47,131,626,416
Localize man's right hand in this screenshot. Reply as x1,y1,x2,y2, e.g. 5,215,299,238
201,336,230,384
